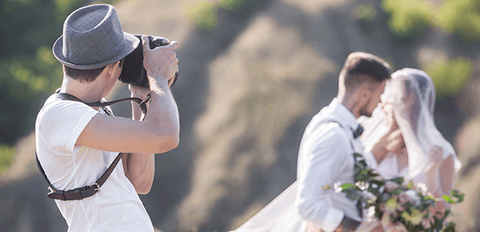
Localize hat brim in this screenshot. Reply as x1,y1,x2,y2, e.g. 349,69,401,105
52,32,140,70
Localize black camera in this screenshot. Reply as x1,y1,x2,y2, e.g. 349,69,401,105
118,35,179,87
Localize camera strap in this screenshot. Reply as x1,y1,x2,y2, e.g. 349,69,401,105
54,91,151,119
36,91,151,201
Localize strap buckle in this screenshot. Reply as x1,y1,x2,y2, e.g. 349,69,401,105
86,183,100,192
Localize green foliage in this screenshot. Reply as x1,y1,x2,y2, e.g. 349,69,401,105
340,153,465,231
185,1,218,30
436,0,480,43
380,0,479,99
354,4,376,27
381,0,433,39
186,0,260,30
219,0,260,13
219,0,247,11
0,144,15,175
382,0,480,44
0,0,85,145
424,58,473,100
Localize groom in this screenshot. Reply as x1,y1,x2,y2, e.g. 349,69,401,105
295,52,393,232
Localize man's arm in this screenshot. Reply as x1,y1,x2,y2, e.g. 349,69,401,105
306,216,360,232
296,125,360,232
76,37,180,154
122,85,155,194
335,216,361,232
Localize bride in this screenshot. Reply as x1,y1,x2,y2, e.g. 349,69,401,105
232,68,461,232
358,68,462,229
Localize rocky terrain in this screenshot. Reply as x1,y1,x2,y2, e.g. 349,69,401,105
1,0,480,231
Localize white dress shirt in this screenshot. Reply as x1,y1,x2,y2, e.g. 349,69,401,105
295,98,366,232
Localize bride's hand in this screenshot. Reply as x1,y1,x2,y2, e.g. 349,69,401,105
371,111,404,163
382,102,394,126
386,129,405,153
383,109,405,154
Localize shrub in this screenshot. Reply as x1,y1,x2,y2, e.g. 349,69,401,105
381,0,434,40
185,0,261,30
219,0,260,13
219,0,246,12
354,4,376,27
424,58,473,99
436,0,480,43
0,144,15,175
185,1,218,30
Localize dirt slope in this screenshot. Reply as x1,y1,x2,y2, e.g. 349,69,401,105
1,0,479,231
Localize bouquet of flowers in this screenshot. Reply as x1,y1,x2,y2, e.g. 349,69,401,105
335,153,464,232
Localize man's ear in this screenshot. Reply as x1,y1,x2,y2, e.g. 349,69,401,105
360,84,371,103
105,62,118,79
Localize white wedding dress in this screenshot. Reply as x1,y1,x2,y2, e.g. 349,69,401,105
358,68,462,230
232,182,304,232
233,68,462,232
361,68,461,195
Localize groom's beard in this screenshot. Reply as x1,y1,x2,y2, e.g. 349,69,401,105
358,101,373,117
359,108,372,117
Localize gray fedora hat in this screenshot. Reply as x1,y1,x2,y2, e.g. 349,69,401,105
52,4,139,70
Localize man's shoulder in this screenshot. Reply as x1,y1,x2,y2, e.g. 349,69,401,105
307,112,349,135
306,119,350,145
40,94,90,114
36,94,97,128
301,122,352,159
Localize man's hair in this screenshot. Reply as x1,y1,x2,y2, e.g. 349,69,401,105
339,52,392,90
64,59,123,83
64,65,107,83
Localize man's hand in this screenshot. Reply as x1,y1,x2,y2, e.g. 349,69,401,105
129,84,150,100
305,216,360,232
76,39,180,155
335,216,361,232
142,35,178,85
167,73,177,87
371,224,384,232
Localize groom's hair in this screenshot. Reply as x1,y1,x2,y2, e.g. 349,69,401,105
339,52,392,90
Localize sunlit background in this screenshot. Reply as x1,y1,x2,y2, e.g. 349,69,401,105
1,0,480,231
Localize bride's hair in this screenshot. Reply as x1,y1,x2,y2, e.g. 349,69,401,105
392,70,436,134
339,52,392,90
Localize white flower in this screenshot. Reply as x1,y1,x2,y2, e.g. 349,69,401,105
333,182,342,193
379,185,385,194
356,181,368,190
399,190,421,206
415,182,428,195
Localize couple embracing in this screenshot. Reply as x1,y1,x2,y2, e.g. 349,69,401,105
234,52,461,232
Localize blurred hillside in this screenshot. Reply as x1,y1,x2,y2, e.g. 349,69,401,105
1,0,480,231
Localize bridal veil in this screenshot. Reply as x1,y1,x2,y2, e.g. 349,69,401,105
361,68,462,196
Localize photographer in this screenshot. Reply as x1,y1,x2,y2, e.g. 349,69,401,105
35,4,179,232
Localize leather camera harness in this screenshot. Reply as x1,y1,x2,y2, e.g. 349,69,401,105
36,91,151,201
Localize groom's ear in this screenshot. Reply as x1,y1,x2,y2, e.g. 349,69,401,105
359,84,372,102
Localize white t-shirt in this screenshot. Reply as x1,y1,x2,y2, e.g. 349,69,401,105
35,94,154,232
